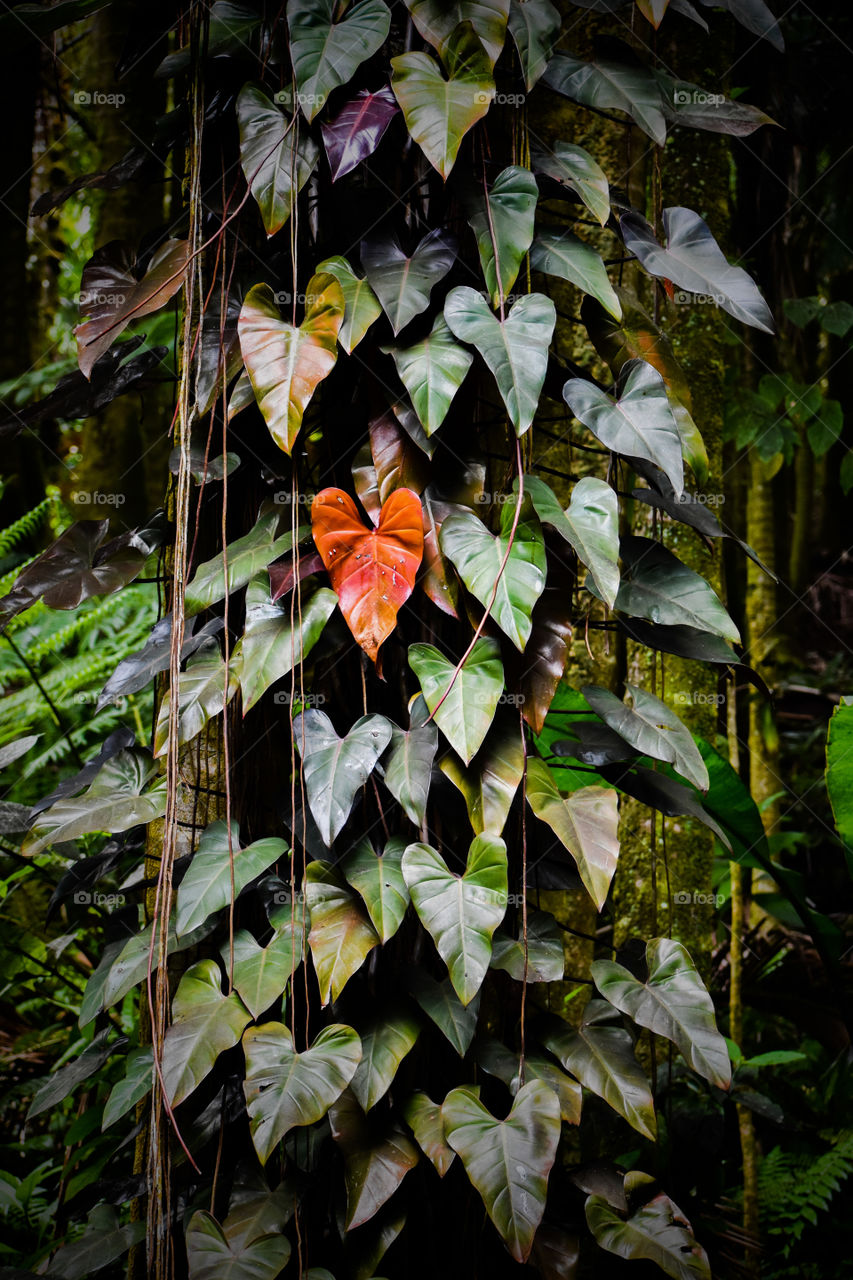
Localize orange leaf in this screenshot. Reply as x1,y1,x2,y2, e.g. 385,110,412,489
311,488,424,666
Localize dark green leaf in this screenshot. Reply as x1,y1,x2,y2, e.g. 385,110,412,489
288,0,391,122
361,228,457,335
342,838,411,943
162,961,251,1106
294,710,393,846
409,637,504,765
525,758,620,910
236,83,319,236
585,1189,710,1280
304,861,380,1003
465,165,538,309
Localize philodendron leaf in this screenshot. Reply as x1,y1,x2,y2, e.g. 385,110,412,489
383,715,439,827
409,969,480,1055
586,682,709,791
542,999,656,1140
304,861,380,1003
476,1039,582,1124
184,507,304,616
465,165,538,309
444,286,555,434
329,1089,419,1229
222,1179,299,1253
238,276,344,454
490,908,564,982
351,1011,420,1111
532,139,610,226
234,575,336,712
162,961,251,1106
591,938,731,1089
316,255,382,352
532,229,621,319
563,359,684,497
826,700,853,854
403,0,510,67
287,0,391,123
439,507,547,651
525,758,620,910
382,315,472,434
605,536,740,642
523,474,619,608
97,616,224,710
404,1091,455,1175
223,919,305,1019
153,642,239,757
442,1082,561,1263
621,206,774,333
342,838,411,943
236,83,319,236
440,715,524,836
409,637,503,765
102,1046,154,1130
402,834,507,1004
176,820,287,937
44,1205,145,1280
507,0,561,90
186,1209,291,1280
585,1190,710,1280
390,22,495,179
28,1029,118,1120
97,918,217,1017
543,51,667,147
243,1021,362,1163
321,85,399,181
294,709,393,845
361,228,457,334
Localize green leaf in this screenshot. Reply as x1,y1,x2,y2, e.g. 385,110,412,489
402,834,507,1003
224,921,305,1019
185,507,305,616
585,1190,710,1280
99,918,216,1015
153,642,239,757
287,0,391,122
442,1082,560,1263
316,254,382,352
222,1179,299,1253
826,700,853,853
466,165,538,309
342,838,411,943
525,758,620,910
351,1011,420,1110
543,999,656,1139
186,1209,291,1280
440,714,524,835
591,938,731,1088
382,315,472,433
408,970,480,1054
390,23,495,179
490,908,564,982
102,1046,153,1130
606,536,740,642
532,139,610,226
507,0,561,90
28,1029,117,1119
176,820,288,936
243,1021,362,1163
235,575,336,711
531,229,621,319
45,1205,144,1280
475,1038,581,1123
582,683,709,791
304,861,380,1003
236,83,319,236
409,637,504,765
404,0,510,67
440,507,546,650
523,474,619,608
361,228,457,335
329,1089,420,1229
543,52,667,146
403,1091,455,1175
162,960,251,1106
383,715,439,826
444,286,555,435
294,710,393,845
820,300,853,336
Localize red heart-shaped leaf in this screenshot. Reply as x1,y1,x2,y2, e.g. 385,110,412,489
311,488,424,666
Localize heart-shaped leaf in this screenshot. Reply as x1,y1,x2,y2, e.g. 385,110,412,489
342,837,411,943
525,758,619,910
102,1046,154,1131
383,714,439,827
321,84,399,180
184,507,304,617
186,1209,291,1280
591,938,730,1088
287,0,391,122
177,820,288,936
361,227,457,334
235,575,336,711
237,83,319,236
604,536,740,642
621,206,774,332
409,969,480,1054
476,1039,582,1124
382,315,473,434
404,0,510,67
304,861,380,1003
523,474,620,608
421,489,463,616
351,1011,420,1110
369,408,431,502
409,637,504,764
507,0,561,89
532,139,610,227
329,1089,420,1229
585,1190,710,1280
582,683,709,791
542,999,656,1139
656,71,774,136
98,617,225,710
222,1179,299,1253
294,709,393,845
444,286,555,435
543,52,667,146
440,714,524,835
490,908,564,982
315,255,382,352
465,165,538,309
238,276,344,454
28,1028,118,1120
402,834,507,1004
162,960,251,1106
153,642,239,757
243,1021,362,1163
531,229,621,319
390,23,495,179
44,1206,144,1280
224,922,305,1020
311,487,424,665
442,1082,560,1262
97,917,217,1017
517,579,574,735
403,1091,455,1175
439,507,547,650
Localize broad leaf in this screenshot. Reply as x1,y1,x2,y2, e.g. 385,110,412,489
826,700,853,853
525,758,619,910
543,52,667,146
243,1021,362,1163
591,938,731,1088
97,616,224,710
605,536,740,642
408,969,480,1055
582,683,708,791
532,140,610,226
403,1091,455,1175
236,83,319,236
490,908,564,982
294,709,393,845
543,1000,656,1139
316,255,382,352
329,1089,419,1229
368,409,431,503
466,165,538,309
162,961,251,1106
321,85,399,181
238,276,344,454
235,575,336,711
531,228,621,319
444,286,555,435
699,0,783,51
402,834,508,1003
222,1180,299,1253
45,1205,144,1280
507,0,561,90
383,315,472,434
420,489,463,616
657,72,774,136
102,1046,154,1130
523,474,619,608
311,487,424,666
621,207,774,333
152,642,239,757
390,24,495,179
383,716,439,827
361,228,457,334
342,838,411,943
351,1012,420,1110
442,1082,560,1263
476,1040,581,1122
585,1190,710,1280
409,637,504,764
186,1209,291,1280
224,921,305,1019
304,861,380,1003
517,580,574,735
404,0,510,66
99,918,217,1015
440,715,524,835
184,507,303,616
288,0,391,122
28,1029,118,1120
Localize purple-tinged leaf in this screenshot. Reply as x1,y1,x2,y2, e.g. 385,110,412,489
322,84,399,181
